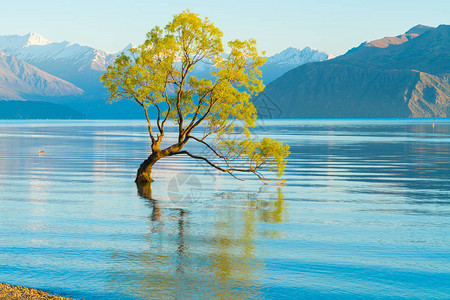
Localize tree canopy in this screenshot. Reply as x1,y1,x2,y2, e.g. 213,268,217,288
101,10,290,184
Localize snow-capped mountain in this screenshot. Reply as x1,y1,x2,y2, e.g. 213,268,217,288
260,47,335,83
0,33,119,93
267,47,335,66
0,51,83,100
0,32,52,49
0,33,117,71
0,32,117,71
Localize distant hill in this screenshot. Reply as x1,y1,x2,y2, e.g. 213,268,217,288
405,24,435,35
254,25,450,118
0,51,83,100
0,100,85,119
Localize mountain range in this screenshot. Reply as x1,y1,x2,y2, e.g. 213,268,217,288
0,51,82,100
0,33,121,93
0,32,333,118
255,24,450,118
1,25,448,119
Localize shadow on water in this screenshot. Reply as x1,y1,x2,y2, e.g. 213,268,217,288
105,182,287,299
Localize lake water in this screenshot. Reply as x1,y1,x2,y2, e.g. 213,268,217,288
0,119,449,299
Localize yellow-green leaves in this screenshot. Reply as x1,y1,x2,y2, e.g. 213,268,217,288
101,10,290,183
166,10,224,62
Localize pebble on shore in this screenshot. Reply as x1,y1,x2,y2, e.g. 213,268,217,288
0,282,75,300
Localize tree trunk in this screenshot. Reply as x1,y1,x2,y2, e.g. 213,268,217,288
135,152,160,184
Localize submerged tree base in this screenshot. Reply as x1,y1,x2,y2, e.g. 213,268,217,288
135,171,154,184
135,154,159,184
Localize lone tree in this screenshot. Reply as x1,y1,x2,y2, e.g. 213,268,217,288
101,10,289,184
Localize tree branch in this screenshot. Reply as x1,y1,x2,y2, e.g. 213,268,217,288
175,150,242,180
138,100,155,143
174,150,269,183
146,96,162,134
187,135,233,166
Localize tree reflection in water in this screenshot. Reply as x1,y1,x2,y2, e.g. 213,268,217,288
107,182,287,299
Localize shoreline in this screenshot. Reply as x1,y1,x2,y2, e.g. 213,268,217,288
0,282,74,300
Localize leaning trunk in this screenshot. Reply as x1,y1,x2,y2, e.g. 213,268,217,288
135,152,160,184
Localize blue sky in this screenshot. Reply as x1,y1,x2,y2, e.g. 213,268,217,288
1,0,448,55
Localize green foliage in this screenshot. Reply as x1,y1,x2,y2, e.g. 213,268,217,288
101,10,290,182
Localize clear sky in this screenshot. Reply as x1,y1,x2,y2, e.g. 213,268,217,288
1,0,448,56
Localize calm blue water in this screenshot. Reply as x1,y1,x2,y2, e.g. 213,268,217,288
0,119,449,299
